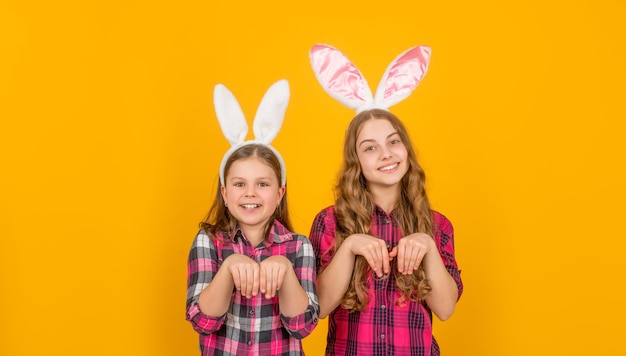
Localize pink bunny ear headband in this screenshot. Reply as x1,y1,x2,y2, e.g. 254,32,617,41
309,44,431,113
214,79,289,186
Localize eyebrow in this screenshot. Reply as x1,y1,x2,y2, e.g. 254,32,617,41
228,176,273,181
358,131,400,148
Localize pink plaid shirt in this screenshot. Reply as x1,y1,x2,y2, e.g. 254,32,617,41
186,221,319,355
309,206,463,356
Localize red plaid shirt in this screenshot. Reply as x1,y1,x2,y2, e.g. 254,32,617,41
309,206,463,356
186,221,319,355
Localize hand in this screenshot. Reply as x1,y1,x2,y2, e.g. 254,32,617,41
259,255,292,299
224,254,260,298
346,234,391,278
390,233,434,275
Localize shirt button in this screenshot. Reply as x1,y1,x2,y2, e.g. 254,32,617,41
247,340,252,346
249,309,255,315
381,304,386,310
380,333,385,339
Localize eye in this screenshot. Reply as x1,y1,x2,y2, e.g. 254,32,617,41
258,182,270,187
390,138,402,145
233,182,244,187
364,145,376,152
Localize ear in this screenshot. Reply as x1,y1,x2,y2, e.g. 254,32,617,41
276,185,285,203
220,184,227,203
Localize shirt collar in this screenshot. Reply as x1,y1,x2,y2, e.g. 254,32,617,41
230,220,294,245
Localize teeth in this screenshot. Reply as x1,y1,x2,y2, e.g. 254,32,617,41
242,204,260,209
379,163,398,172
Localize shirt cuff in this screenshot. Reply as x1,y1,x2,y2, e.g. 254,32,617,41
186,303,226,335
280,305,319,339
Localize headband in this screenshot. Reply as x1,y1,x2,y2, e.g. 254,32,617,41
309,44,431,113
214,79,289,186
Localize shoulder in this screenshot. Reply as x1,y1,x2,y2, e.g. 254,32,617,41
431,210,454,235
192,228,225,249
314,205,337,221
291,232,314,246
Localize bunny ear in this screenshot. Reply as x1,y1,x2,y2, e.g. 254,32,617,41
309,44,374,110
214,83,248,145
253,79,290,144
373,46,431,108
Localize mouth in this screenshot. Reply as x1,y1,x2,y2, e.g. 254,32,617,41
378,163,399,172
240,204,261,209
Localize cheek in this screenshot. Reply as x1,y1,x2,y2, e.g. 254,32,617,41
357,154,370,169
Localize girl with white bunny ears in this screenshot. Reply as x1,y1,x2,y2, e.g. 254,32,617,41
186,79,320,355
308,45,463,356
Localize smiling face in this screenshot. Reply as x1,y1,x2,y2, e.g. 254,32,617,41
356,118,409,191
220,155,285,241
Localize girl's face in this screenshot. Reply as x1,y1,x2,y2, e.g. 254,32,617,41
356,118,409,190
221,156,285,236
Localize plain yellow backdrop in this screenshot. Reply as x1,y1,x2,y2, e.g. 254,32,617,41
1,0,625,355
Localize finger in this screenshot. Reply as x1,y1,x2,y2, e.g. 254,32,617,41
242,266,251,298
265,266,275,299
362,251,382,277
230,267,242,292
251,264,260,297
272,266,281,297
404,248,419,274
404,246,415,275
388,246,398,259
371,246,382,276
396,245,406,274
259,264,267,294
414,249,426,270
381,243,391,275
276,266,286,291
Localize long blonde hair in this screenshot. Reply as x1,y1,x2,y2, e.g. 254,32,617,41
334,109,433,311
200,144,292,241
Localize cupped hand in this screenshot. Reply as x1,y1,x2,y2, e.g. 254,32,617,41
224,254,260,299
346,234,391,278
389,232,434,275
259,255,292,299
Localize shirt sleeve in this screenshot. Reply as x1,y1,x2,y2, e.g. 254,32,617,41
308,207,337,274
185,230,227,335
432,212,464,300
280,235,320,339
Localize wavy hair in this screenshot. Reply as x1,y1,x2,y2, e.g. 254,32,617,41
334,109,433,311
199,144,292,242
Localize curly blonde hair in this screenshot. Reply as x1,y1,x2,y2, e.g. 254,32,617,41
334,109,433,311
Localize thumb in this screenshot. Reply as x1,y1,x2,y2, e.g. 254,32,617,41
388,246,398,259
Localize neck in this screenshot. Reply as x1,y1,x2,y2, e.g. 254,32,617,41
370,184,400,213
241,225,266,247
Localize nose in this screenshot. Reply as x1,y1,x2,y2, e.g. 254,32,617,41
244,185,256,197
380,145,392,159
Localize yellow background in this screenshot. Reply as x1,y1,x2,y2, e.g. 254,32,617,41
1,0,625,355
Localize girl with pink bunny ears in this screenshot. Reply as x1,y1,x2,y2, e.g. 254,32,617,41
308,45,463,355
185,79,319,355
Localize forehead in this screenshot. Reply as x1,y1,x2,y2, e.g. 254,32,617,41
227,156,277,179
357,118,396,140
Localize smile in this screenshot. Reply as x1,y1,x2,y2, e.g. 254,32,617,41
241,204,261,209
379,163,398,172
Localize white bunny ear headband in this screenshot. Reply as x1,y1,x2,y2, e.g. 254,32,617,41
215,79,289,186
309,44,431,113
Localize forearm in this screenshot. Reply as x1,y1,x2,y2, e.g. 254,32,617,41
198,268,235,317
423,251,459,320
278,270,310,317
316,242,356,318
